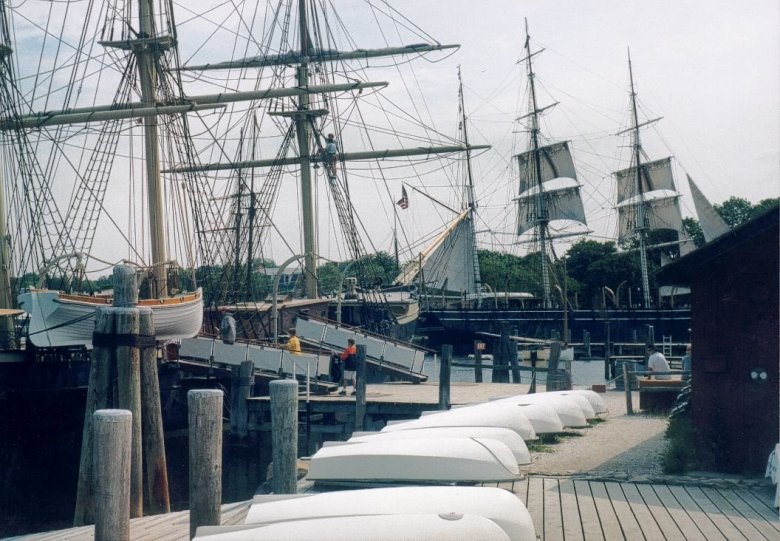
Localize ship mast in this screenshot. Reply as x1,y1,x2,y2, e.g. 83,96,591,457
295,0,319,299
136,0,168,297
458,66,482,307
523,21,552,309
627,51,652,308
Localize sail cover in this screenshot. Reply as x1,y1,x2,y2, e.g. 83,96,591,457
516,141,578,194
395,210,478,294
615,157,675,204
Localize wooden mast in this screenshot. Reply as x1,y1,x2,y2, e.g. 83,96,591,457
295,0,318,299
627,51,652,308
137,0,167,297
523,21,552,308
458,65,482,307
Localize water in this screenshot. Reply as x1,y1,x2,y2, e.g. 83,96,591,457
421,354,608,387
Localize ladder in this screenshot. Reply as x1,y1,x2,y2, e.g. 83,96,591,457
662,335,673,356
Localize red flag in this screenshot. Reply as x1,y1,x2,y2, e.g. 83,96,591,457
396,186,409,209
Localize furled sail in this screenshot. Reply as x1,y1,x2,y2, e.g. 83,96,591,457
515,142,587,236
395,209,478,295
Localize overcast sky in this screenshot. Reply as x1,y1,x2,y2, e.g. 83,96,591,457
7,0,779,274
385,0,780,250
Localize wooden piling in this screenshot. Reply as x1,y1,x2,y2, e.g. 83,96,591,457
235,359,254,438
355,345,367,430
74,308,114,526
439,344,452,410
116,307,142,518
494,322,510,383
508,335,520,384
188,389,223,539
623,363,633,415
604,321,612,380
473,340,483,383
270,380,298,495
546,341,562,390
139,308,169,514
93,409,132,541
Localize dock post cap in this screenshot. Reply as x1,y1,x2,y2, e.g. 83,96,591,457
93,409,132,420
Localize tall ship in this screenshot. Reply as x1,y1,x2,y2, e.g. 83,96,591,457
0,0,485,350
416,24,729,350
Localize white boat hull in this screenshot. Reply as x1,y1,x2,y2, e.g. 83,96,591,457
307,437,520,482
240,486,536,541
196,513,513,541
383,404,537,440
349,426,531,464
18,288,203,348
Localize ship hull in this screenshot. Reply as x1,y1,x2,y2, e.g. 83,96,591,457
416,307,691,350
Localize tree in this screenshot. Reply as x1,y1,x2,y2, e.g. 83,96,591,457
714,196,753,228
682,217,705,248
752,197,779,218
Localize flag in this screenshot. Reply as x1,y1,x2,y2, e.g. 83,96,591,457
397,186,409,209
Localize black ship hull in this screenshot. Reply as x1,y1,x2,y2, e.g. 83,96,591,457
416,307,691,351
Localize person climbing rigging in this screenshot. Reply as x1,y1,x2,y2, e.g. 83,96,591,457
324,133,338,175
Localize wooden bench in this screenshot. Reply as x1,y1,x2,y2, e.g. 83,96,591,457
637,377,687,411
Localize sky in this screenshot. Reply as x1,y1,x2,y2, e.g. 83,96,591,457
5,0,779,276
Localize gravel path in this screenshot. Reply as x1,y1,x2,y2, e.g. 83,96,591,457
525,391,669,476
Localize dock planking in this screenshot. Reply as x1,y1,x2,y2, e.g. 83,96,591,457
9,478,777,540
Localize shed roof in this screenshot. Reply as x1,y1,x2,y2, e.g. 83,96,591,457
657,206,778,285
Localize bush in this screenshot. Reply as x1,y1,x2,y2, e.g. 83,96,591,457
663,415,696,474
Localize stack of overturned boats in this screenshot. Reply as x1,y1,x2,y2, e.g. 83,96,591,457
194,390,607,540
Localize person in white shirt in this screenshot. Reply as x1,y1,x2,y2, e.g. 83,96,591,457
646,345,671,380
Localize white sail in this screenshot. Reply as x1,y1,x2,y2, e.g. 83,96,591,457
395,209,478,295
516,181,587,235
616,190,685,240
615,157,676,204
687,174,729,242
516,141,578,194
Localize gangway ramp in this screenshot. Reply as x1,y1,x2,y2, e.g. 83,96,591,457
295,316,428,384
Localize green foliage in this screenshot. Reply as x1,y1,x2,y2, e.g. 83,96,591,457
564,240,643,308
477,250,540,295
714,196,754,228
682,217,705,247
752,197,780,218
317,252,399,294
663,415,697,474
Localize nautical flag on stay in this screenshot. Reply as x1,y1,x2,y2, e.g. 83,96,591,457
397,186,409,209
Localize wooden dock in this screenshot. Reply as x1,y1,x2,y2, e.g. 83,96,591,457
10,477,777,540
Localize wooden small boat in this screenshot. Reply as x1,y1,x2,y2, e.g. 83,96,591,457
348,426,531,464
383,405,536,440
307,437,520,483
195,513,513,540
18,288,203,348
243,486,536,541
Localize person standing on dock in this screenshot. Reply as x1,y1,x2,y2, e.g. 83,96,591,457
286,328,301,354
681,344,692,382
220,311,236,344
646,345,671,380
334,338,357,396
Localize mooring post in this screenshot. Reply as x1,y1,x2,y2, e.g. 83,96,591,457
115,307,142,518
236,359,254,438
584,330,591,359
139,307,169,514
508,331,520,384
473,340,483,383
546,341,562,391
74,308,114,526
604,321,612,380
270,380,298,494
110,264,144,517
623,363,633,415
188,389,223,539
93,409,132,541
355,345,367,430
439,344,452,410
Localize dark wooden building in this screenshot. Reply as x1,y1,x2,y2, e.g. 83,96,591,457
658,206,779,473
